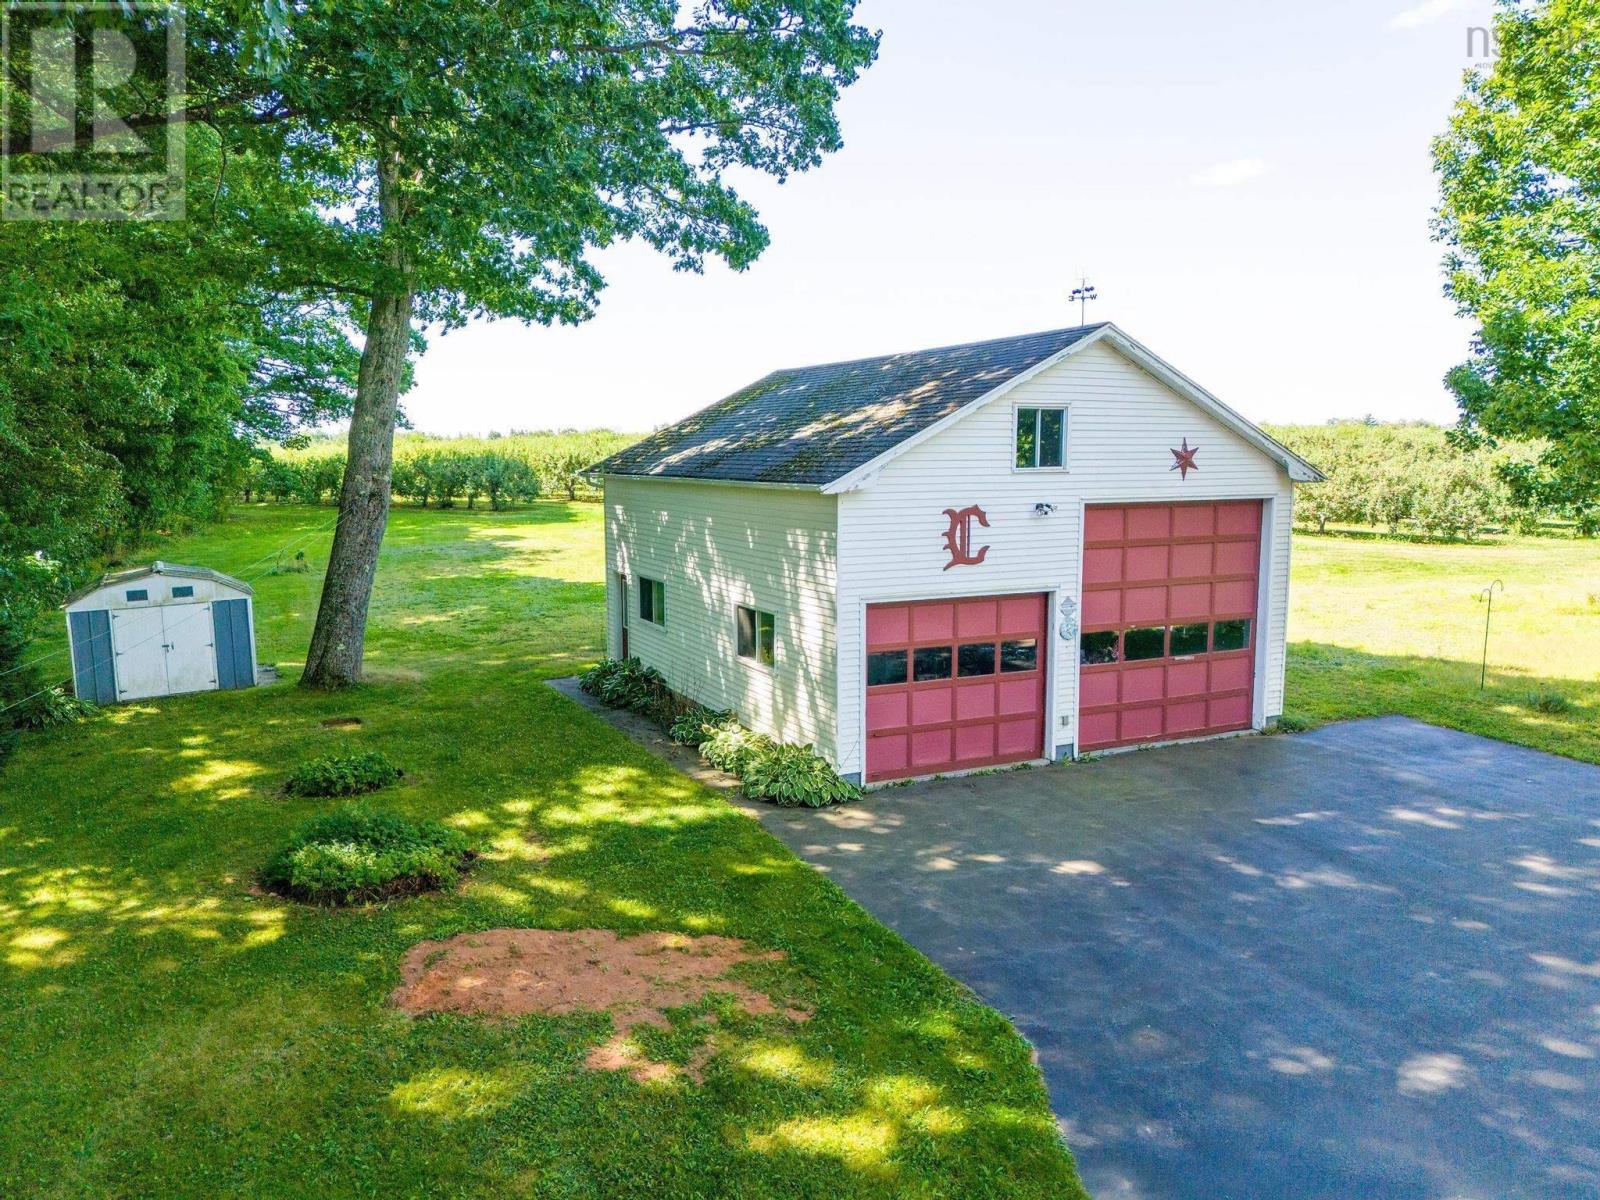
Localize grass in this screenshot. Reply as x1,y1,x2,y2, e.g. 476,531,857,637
1286,533,1600,764
0,504,1084,1199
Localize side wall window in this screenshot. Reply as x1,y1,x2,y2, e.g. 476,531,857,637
1015,406,1067,469
736,605,776,666
639,576,665,626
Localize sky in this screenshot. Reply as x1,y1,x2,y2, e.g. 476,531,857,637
400,0,1500,436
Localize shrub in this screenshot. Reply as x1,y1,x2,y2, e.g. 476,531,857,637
669,705,732,745
579,657,671,715
261,806,474,905
285,750,402,797
740,741,862,808
583,662,856,807
14,686,97,730
698,718,773,776
1272,713,1311,734
1522,688,1572,715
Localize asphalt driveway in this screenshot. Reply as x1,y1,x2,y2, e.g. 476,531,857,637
745,718,1600,1200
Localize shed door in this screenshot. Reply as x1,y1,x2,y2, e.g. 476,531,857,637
110,607,169,700
1078,501,1261,752
865,594,1047,783
212,599,255,690
68,610,117,705
164,604,218,694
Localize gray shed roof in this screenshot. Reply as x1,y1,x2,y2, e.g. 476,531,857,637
593,324,1110,486
63,561,253,607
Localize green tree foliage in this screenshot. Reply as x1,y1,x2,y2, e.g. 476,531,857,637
0,137,360,756
163,1,880,687
1434,0,1600,526
251,431,636,509
1268,422,1557,540
3,2,879,688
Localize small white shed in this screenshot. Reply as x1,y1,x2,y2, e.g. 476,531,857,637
63,562,258,704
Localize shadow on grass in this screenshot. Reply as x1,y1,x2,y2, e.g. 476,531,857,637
1287,641,1600,767
0,669,1083,1198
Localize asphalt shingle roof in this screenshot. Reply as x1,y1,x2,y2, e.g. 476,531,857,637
592,324,1110,486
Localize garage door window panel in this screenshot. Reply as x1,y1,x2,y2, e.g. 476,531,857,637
867,650,908,687
1123,627,1167,661
1081,631,1119,665
914,646,952,682
1213,619,1252,652
1000,639,1037,673
1170,623,1210,657
958,642,997,677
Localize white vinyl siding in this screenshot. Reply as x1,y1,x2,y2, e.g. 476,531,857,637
604,478,839,759
834,339,1294,778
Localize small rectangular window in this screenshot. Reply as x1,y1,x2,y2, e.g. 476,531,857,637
171,585,195,599
1080,631,1119,666
913,645,952,682
125,589,149,602
867,650,908,687
957,642,996,677
1213,619,1252,652
1124,627,1167,661
1000,638,1038,673
639,577,665,626
1015,405,1067,469
737,605,776,666
1170,623,1209,657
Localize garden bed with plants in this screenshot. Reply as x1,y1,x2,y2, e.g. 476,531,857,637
262,750,475,904
579,658,860,808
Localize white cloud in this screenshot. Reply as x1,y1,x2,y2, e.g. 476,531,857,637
1388,0,1467,30
1188,157,1273,188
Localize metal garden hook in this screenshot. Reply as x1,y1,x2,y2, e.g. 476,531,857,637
1477,580,1504,690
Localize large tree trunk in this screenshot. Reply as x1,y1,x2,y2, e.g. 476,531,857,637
301,157,414,689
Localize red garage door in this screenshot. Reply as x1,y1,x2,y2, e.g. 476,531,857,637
865,594,1048,783
1078,501,1261,752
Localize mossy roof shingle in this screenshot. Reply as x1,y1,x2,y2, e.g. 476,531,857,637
592,324,1109,486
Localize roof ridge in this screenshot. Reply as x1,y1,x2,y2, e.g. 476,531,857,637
772,322,1109,375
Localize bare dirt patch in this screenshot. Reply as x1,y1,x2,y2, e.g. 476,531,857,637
390,928,809,1083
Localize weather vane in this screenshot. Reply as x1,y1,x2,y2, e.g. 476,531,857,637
1070,276,1098,326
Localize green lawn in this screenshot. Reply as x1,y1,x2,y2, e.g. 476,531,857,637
1287,532,1600,764
0,504,1085,1200
7,506,1597,1200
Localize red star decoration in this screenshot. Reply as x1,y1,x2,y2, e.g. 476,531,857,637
1170,438,1200,479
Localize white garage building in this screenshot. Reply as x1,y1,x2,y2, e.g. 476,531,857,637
594,323,1321,784
64,562,259,704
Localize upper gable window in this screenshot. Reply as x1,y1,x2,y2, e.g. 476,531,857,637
1015,406,1067,469
125,588,149,602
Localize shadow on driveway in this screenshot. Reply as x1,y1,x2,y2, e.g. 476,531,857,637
746,718,1600,1200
